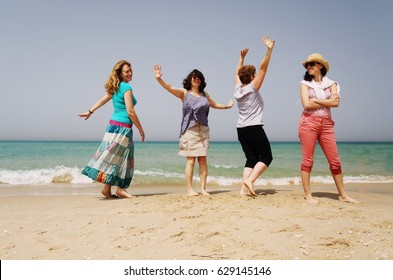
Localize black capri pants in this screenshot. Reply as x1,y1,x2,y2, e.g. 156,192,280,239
237,125,273,168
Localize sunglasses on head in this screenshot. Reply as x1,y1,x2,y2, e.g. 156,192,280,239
305,61,318,68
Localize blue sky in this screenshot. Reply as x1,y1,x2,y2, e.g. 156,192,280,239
1,0,392,141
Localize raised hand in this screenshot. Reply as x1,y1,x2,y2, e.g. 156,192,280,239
240,48,249,59
226,99,234,109
153,64,163,79
262,36,275,49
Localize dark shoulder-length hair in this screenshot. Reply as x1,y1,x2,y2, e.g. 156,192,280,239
303,64,328,81
182,69,207,94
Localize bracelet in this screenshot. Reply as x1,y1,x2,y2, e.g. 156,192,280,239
88,110,94,114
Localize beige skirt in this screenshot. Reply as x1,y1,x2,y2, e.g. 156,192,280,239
178,124,210,157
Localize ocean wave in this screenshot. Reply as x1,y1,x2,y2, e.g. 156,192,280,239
1,166,392,186
251,175,393,186
343,175,393,184
195,175,393,186
0,166,92,185
211,164,240,169
134,169,184,179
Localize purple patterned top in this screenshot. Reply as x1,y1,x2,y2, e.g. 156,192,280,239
179,92,210,136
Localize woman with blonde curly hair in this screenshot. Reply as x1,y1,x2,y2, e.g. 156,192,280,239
78,60,145,198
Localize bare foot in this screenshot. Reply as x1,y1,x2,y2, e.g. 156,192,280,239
339,195,359,203
243,181,256,197
187,190,199,196
240,184,251,195
305,196,319,204
101,189,118,199
102,193,118,199
201,190,210,196
115,189,135,198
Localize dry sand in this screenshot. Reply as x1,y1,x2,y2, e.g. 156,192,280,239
1,183,392,260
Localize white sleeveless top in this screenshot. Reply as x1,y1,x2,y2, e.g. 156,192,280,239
234,83,264,128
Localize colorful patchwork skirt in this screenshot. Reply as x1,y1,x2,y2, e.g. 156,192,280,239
82,120,134,189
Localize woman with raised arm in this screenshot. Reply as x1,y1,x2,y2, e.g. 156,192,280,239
153,66,233,195
234,36,275,197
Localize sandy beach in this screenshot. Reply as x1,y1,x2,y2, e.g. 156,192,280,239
1,183,392,260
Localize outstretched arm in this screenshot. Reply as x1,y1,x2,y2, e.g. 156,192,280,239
153,65,186,101
78,93,112,120
206,92,234,110
235,48,249,85
252,36,275,91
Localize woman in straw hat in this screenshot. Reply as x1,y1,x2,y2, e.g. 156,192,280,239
298,53,358,204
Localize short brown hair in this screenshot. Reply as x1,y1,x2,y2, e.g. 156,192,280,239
238,65,256,85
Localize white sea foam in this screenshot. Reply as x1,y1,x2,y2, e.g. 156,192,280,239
1,166,392,186
0,166,92,185
211,164,240,169
207,175,393,186
134,169,184,179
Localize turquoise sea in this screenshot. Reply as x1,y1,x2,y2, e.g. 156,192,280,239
0,141,392,194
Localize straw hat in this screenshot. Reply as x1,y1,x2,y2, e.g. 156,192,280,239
302,53,329,72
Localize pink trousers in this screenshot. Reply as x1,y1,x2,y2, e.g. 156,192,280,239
298,113,342,175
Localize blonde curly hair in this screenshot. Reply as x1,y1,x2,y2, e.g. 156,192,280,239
104,60,131,95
